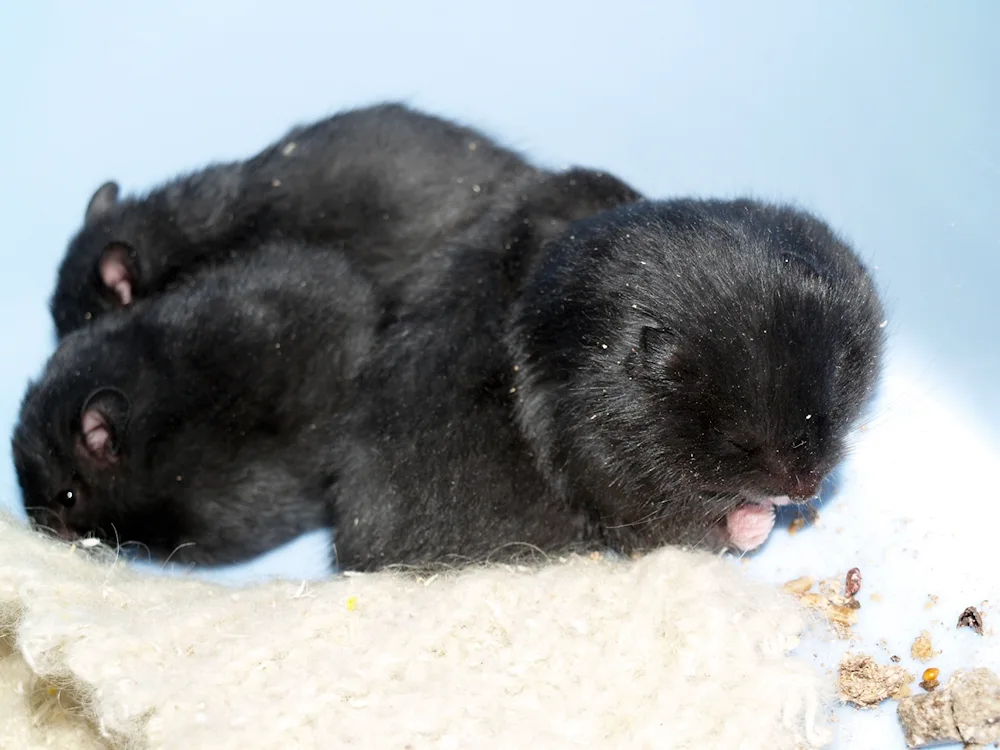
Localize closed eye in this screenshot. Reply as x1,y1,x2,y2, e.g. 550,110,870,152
721,438,757,458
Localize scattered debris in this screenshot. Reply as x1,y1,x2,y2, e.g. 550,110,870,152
911,631,937,663
897,668,1000,748
828,604,860,628
787,506,818,535
845,567,863,598
783,572,861,637
782,576,814,596
920,667,940,692
891,655,902,663
924,594,939,610
838,653,913,708
957,606,984,635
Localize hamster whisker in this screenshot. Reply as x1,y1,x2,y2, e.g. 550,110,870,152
160,542,197,568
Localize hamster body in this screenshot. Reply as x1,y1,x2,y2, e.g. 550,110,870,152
332,198,885,568
52,102,639,336
14,243,378,565
17,171,638,566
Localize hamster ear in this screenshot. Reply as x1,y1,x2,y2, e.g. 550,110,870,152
78,387,131,467
85,181,120,225
99,244,136,306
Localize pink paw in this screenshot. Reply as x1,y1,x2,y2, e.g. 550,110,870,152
725,503,776,551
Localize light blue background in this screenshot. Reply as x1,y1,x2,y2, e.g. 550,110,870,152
1,2,997,747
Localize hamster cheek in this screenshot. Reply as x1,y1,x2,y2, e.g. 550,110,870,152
725,503,776,551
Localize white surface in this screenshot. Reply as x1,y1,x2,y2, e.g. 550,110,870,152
747,344,1000,747
1,2,997,747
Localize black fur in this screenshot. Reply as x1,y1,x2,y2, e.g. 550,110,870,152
331,199,886,569
32,98,885,570
14,243,377,565
51,102,639,337
18,167,640,566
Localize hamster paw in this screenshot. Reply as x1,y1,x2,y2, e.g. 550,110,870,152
725,503,776,551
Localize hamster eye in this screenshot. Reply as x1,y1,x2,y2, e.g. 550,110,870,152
55,489,77,509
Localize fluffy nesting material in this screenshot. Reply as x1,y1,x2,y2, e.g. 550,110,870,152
0,511,833,749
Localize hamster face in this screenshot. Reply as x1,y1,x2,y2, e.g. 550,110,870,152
510,199,885,549
16,244,368,565
12,320,330,565
626,270,880,502
12,327,148,546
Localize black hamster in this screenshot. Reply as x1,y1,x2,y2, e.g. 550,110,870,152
13,243,377,565
332,198,885,569
508,199,886,553
51,101,639,336
18,155,639,567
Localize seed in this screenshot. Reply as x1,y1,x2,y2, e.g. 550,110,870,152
845,567,862,597
922,667,939,682
957,605,984,635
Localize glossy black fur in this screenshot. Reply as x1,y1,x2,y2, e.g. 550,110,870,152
17,169,640,565
14,243,378,565
332,199,885,569
51,101,638,337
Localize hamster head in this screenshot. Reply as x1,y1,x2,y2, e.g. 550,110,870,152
510,199,885,547
11,308,327,565
12,321,150,546
51,181,183,338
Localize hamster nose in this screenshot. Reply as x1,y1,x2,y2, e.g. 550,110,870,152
47,512,79,541
787,474,821,500
762,459,821,500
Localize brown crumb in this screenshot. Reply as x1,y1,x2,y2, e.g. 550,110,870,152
920,668,941,692
891,655,902,663
788,517,806,534
786,574,862,637
845,567,863,597
799,592,828,610
957,606,984,635
897,668,1000,747
830,604,860,627
782,576,814,596
911,631,938,663
838,653,913,708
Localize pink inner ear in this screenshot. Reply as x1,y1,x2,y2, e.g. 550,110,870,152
81,409,115,463
99,247,133,306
